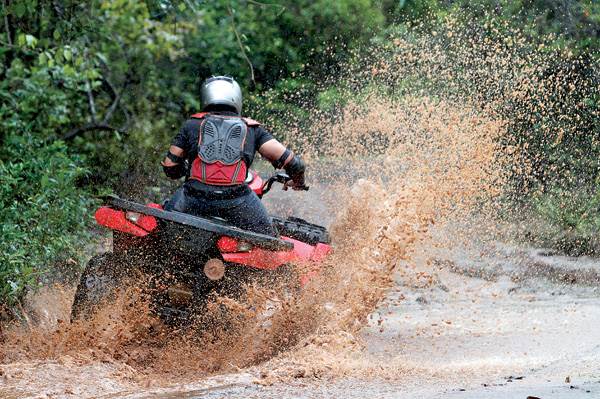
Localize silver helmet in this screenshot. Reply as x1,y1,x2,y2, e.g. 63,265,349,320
200,75,243,114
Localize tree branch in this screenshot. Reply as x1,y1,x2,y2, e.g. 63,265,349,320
52,1,65,18
62,60,132,142
246,0,286,15
100,75,131,131
102,84,123,124
119,103,132,131
63,80,129,141
3,0,12,46
62,123,124,141
228,5,255,86
101,75,118,98
85,78,97,123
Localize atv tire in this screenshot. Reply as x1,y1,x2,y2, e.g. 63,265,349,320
71,252,123,321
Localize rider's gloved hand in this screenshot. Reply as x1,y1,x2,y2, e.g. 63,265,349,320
284,171,306,190
162,151,186,179
284,155,306,190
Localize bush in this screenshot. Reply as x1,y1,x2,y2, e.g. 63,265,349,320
529,186,600,256
0,136,95,305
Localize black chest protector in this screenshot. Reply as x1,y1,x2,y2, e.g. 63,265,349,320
199,115,248,164
190,114,249,185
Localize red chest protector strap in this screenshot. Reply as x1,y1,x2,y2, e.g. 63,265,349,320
191,113,261,127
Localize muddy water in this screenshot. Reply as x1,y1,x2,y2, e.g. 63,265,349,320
4,246,599,399
2,185,600,398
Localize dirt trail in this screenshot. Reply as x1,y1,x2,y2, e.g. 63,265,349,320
2,185,600,398
4,246,599,399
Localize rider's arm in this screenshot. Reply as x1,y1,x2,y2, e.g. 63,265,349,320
162,121,193,179
161,145,186,179
258,139,293,166
258,138,306,189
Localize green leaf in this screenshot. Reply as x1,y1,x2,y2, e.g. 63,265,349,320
38,52,48,66
25,35,38,48
13,2,26,18
96,52,108,64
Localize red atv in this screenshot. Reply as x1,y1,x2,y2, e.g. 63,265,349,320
71,171,332,324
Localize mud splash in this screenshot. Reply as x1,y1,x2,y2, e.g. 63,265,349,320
0,96,506,396
250,95,507,382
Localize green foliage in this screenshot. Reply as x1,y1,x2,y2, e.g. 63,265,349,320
0,137,94,304
382,0,445,24
530,185,600,255
0,0,188,307
179,0,384,88
478,0,600,54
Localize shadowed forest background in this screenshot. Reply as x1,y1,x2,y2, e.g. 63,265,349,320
0,0,598,311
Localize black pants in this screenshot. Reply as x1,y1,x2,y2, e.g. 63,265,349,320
164,182,275,236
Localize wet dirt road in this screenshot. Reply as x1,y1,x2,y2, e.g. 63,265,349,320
2,236,599,399
144,244,600,398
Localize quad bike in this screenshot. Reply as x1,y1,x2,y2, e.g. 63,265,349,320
71,171,332,324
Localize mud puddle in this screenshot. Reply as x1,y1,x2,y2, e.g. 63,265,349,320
230,241,600,399
2,237,599,399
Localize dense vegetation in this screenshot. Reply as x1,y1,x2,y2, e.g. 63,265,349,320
1,0,598,308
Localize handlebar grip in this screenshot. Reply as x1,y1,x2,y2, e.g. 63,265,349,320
297,185,309,191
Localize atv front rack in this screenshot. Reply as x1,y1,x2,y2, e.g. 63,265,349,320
106,196,293,252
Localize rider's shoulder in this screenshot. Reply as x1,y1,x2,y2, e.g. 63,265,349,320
183,117,203,126
185,112,207,127
181,117,203,134
241,117,261,127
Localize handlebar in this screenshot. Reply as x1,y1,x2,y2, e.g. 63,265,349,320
261,172,309,195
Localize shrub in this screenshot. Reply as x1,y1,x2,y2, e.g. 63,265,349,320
0,136,95,306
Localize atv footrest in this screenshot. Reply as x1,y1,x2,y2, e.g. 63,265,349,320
272,216,330,245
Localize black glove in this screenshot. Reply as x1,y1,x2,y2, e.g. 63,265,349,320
162,163,186,179
162,151,186,179
284,154,306,189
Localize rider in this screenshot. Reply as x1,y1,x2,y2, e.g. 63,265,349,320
161,75,306,236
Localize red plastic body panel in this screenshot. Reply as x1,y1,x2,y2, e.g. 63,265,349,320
94,203,162,237
248,170,264,196
217,236,239,252
299,243,333,286
220,236,332,271
95,207,149,237
221,247,297,270
133,214,157,232
311,243,333,262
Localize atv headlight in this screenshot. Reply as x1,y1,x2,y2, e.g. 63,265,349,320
217,236,253,252
125,211,142,223
237,241,253,252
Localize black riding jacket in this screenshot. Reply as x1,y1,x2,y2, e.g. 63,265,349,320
169,111,274,195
